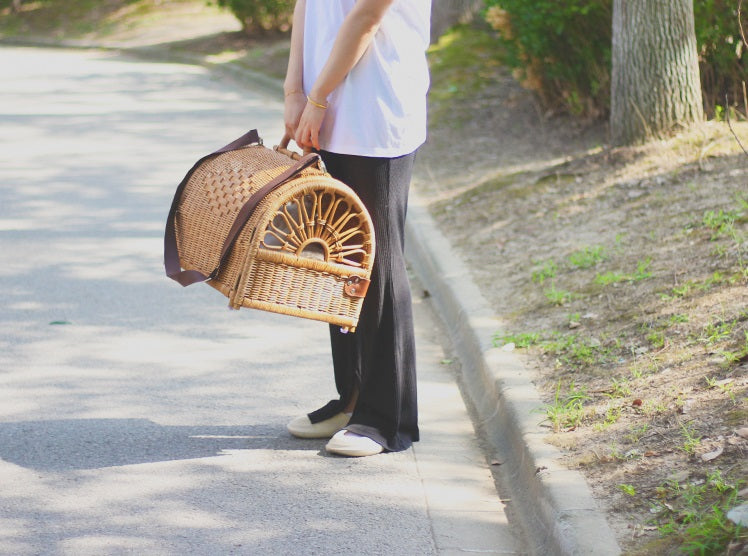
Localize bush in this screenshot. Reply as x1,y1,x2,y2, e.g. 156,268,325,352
483,0,747,119
216,0,294,35
483,0,612,118
694,0,748,118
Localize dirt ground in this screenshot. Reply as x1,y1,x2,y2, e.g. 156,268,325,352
415,55,748,554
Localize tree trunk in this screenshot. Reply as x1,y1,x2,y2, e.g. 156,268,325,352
610,0,703,145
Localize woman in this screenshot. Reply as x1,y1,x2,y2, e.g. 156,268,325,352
283,0,432,457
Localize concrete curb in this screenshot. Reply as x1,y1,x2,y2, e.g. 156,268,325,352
2,35,621,555
405,190,622,556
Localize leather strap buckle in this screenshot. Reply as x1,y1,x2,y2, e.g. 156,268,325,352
343,275,370,298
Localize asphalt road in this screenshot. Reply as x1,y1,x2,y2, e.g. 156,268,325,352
0,46,520,555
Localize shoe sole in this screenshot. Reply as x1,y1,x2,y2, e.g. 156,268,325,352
325,445,384,457
325,434,384,457
287,413,350,439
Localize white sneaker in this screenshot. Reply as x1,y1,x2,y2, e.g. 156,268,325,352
325,430,384,457
287,412,350,439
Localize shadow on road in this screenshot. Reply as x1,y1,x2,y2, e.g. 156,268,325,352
0,419,325,472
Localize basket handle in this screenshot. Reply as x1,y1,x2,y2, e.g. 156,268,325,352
274,134,301,160
274,133,320,161
164,129,322,287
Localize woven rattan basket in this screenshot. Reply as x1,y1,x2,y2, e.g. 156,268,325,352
165,130,375,332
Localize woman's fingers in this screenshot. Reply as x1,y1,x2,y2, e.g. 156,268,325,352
294,103,326,150
283,93,307,144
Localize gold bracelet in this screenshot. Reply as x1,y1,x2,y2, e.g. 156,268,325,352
284,89,303,97
306,95,328,109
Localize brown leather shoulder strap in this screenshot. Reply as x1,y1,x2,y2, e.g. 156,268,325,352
164,130,321,287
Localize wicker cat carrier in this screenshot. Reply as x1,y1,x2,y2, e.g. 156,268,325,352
164,130,375,332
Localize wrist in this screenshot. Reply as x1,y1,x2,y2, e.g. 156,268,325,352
309,87,330,102
306,94,329,110
283,78,303,94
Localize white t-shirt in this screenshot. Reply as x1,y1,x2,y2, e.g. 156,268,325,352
303,0,431,157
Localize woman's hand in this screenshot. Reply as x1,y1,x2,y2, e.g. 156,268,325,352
283,91,307,144
294,99,327,151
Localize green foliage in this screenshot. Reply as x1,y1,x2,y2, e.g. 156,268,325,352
427,24,507,125
483,0,612,117
594,271,626,286
544,283,573,306
618,483,636,496
482,0,747,118
568,245,607,269
693,0,748,118
493,331,540,348
540,380,591,431
493,329,613,369
216,0,293,35
678,421,702,455
653,471,747,554
594,258,653,286
702,209,738,240
531,258,558,284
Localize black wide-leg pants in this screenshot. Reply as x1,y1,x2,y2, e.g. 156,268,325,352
307,149,419,452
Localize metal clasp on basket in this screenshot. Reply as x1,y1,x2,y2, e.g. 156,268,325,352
343,275,370,298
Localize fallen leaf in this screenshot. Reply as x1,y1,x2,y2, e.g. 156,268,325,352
701,445,724,462
644,450,658,457
632,399,643,407
727,504,748,527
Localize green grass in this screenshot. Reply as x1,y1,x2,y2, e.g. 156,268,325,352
493,331,540,348
649,471,747,555
594,271,627,286
594,258,653,286
494,329,613,370
540,380,591,432
427,24,505,100
646,330,665,349
702,209,739,240
720,330,748,368
618,483,636,496
544,283,574,306
426,24,506,124
678,421,702,455
531,258,558,284
625,423,650,443
698,316,739,347
568,245,607,269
